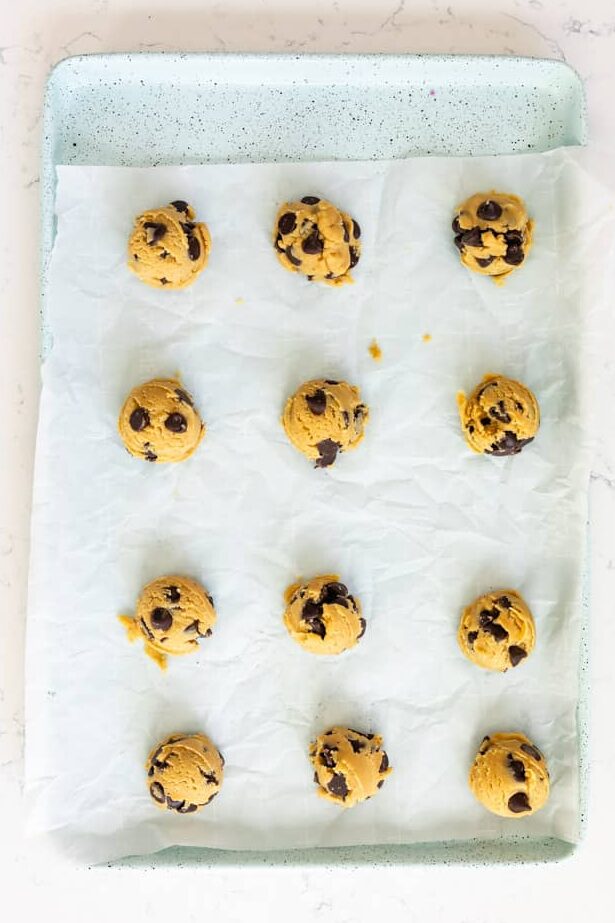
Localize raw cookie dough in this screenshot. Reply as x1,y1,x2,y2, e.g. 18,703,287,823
119,575,216,669
452,191,533,283
309,727,392,807
128,200,211,289
283,575,365,655
457,374,539,456
118,378,205,463
469,732,550,818
146,732,224,813
458,589,535,671
273,196,361,286
282,378,369,468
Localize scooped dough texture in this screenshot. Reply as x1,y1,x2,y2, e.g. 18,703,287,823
453,191,533,283
128,200,211,289
309,727,392,807
146,732,224,813
469,732,550,818
273,196,361,286
283,575,365,655
457,374,539,456
118,378,205,463
282,378,368,468
119,575,216,669
458,589,535,672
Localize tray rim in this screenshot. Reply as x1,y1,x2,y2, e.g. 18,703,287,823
38,51,588,868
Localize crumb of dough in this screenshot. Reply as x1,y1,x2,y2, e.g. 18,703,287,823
368,339,382,361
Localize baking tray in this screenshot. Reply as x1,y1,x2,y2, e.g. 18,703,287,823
39,52,587,867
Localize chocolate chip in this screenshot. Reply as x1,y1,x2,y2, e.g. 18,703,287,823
354,404,366,422
515,401,524,411
315,439,340,468
144,449,158,462
479,608,499,627
144,222,167,244
165,585,181,603
468,425,475,433
357,618,367,639
467,630,478,647
306,389,327,415
324,380,339,385
521,743,542,761
487,432,534,457
379,752,389,773
483,621,509,642
206,593,214,607
505,229,523,243
477,200,503,221
347,729,369,739
321,582,348,602
352,219,361,239
175,388,194,406
343,225,350,243
149,781,165,803
451,216,462,234
349,246,360,268
165,413,187,433
133,253,139,261
139,617,155,641
476,256,494,268
306,275,314,281
504,244,525,266
377,780,384,789
507,792,531,813
453,234,465,251
159,277,169,285
129,407,150,431
313,771,319,783
178,803,198,813
180,221,196,234
275,233,284,251
507,754,527,782
301,196,320,205
188,236,201,261
151,607,173,631
171,200,189,213
320,746,337,768
306,616,326,638
460,227,484,248
325,272,335,279
285,246,302,266
499,596,512,609
160,250,169,259
206,791,219,805
302,231,323,255
480,416,492,427
303,600,323,619
327,772,349,799
183,620,200,633
350,738,365,753
166,796,186,811
201,771,218,785
509,645,528,667
342,411,350,426
278,212,296,235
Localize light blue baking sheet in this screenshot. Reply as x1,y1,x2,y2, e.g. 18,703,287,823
40,53,587,866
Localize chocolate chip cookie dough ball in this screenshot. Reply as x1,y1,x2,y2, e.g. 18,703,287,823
469,732,550,818
309,727,392,807
273,196,361,286
118,378,205,463
282,378,369,468
128,200,211,289
458,590,535,672
457,374,539,456
283,575,365,655
119,575,216,669
146,732,224,813
452,191,533,283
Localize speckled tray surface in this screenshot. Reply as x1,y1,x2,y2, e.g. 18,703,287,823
40,53,587,867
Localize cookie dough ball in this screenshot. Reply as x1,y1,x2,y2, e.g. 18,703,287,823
119,575,216,669
452,191,533,283
469,732,550,818
457,374,539,456
146,732,224,813
282,378,368,468
458,590,535,672
283,575,365,655
128,200,211,289
118,378,205,463
273,196,361,286
309,727,392,808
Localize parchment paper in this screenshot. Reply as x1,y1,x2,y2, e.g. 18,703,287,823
25,150,610,863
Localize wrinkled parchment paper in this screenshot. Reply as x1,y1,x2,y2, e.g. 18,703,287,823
25,150,610,862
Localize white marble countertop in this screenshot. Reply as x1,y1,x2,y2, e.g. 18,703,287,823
2,1,615,919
